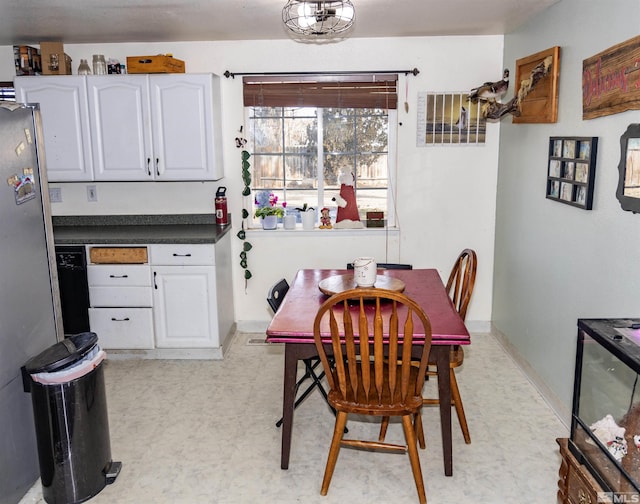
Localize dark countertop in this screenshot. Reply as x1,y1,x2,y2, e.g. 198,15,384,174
53,214,233,245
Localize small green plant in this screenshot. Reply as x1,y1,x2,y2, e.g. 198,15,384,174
295,203,314,212
254,206,285,218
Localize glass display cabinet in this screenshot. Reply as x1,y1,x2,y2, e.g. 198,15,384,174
570,318,640,497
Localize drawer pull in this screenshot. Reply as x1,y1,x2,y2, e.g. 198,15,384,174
111,317,131,322
172,253,192,257
147,157,151,176
109,274,129,278
154,271,157,289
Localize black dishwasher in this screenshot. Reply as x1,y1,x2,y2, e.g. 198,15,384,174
55,246,91,335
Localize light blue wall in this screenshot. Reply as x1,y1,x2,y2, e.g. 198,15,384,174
496,0,640,423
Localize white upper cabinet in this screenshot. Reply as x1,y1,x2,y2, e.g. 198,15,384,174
88,73,223,181
150,74,224,181
17,74,224,182
15,76,94,182
87,75,152,180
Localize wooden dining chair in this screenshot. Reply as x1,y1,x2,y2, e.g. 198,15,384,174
313,288,432,504
423,248,477,444
268,279,335,428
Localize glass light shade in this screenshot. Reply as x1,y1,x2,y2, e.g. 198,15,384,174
283,1,355,38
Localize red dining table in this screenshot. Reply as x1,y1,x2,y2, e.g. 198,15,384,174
265,268,470,476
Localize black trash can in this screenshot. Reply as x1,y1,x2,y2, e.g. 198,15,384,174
22,332,121,504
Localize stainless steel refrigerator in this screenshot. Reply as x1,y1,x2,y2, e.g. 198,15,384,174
0,102,63,504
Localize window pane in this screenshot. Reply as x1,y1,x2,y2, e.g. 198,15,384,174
357,188,387,216
357,154,387,188
284,116,316,153
284,154,317,188
249,117,282,154
324,108,356,153
284,107,316,118
252,155,283,189
356,111,388,152
324,154,355,187
282,189,317,214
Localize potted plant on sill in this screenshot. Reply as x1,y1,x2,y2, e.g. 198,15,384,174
296,203,316,231
254,191,286,230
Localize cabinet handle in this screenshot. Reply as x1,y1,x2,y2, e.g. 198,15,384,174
111,317,130,322
153,271,157,289
109,274,129,278
172,253,192,257
155,157,160,177
147,157,151,176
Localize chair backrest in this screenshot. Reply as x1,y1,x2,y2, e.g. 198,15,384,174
267,278,290,313
313,288,432,408
346,263,413,270
445,249,477,322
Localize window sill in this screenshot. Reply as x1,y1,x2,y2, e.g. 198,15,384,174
246,226,399,236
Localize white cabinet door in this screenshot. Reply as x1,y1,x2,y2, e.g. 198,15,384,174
150,74,223,181
87,75,154,181
153,266,219,348
15,76,93,181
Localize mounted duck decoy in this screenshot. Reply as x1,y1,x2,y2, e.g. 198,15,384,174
468,69,509,103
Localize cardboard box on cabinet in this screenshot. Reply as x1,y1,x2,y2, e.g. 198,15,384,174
40,42,72,75
126,55,185,74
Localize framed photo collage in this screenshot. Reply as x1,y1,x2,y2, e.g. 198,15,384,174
547,137,598,210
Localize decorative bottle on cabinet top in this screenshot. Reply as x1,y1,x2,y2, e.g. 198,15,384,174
92,55,106,75
77,59,91,75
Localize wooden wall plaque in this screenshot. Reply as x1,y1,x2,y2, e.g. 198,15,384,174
583,35,640,120
513,46,560,124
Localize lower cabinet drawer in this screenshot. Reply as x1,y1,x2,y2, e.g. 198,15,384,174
89,286,153,307
89,307,154,349
87,264,151,286
150,244,215,266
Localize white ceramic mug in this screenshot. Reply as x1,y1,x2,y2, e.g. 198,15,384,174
353,257,377,287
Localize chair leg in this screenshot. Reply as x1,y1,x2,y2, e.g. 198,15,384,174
414,410,425,449
379,413,424,447
402,414,427,504
379,416,390,442
276,359,330,427
450,368,471,444
320,411,348,496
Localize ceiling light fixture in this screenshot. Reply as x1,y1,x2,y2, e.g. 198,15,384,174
282,1,355,39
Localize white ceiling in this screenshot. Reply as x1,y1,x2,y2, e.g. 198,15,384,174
2,0,560,46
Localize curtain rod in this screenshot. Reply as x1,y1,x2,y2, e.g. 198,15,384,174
223,68,419,79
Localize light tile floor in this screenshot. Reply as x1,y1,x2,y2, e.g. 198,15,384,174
20,331,568,504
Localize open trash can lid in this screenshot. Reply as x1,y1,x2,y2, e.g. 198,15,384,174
25,332,98,374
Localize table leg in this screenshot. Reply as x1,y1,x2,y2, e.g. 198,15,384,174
280,344,299,469
436,345,453,476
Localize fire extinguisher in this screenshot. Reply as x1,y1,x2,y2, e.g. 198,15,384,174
215,186,228,225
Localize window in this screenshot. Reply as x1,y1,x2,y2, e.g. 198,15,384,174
243,74,397,226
